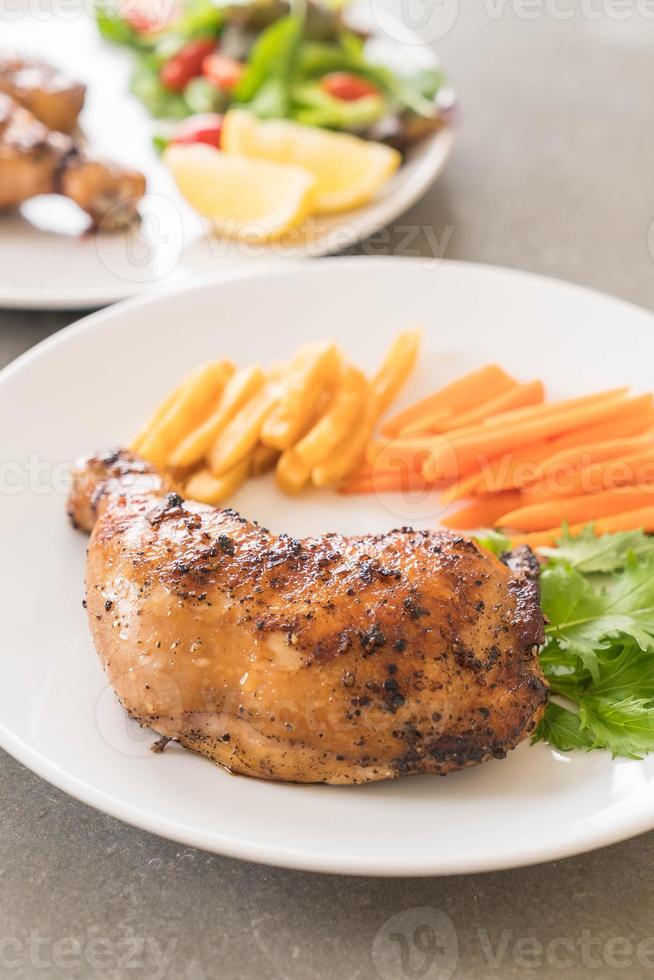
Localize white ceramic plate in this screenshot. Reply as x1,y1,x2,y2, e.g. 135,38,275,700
0,2,454,310
3,258,654,876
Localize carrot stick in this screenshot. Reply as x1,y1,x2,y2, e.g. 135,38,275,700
401,380,544,436
365,441,450,485
381,364,516,437
421,391,633,483
346,460,377,481
481,387,629,430
339,471,433,495
439,442,554,504
396,408,457,436
497,484,654,532
398,381,524,437
445,380,544,432
506,400,654,489
521,447,654,504
440,397,654,501
365,439,390,465
532,432,654,475
511,507,654,549
441,491,522,530
346,435,438,491
532,396,654,450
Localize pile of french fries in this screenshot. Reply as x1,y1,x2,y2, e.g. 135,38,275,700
131,328,421,504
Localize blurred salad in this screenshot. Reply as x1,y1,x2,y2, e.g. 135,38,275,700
94,0,454,151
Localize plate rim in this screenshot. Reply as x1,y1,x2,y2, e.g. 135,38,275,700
3,255,654,876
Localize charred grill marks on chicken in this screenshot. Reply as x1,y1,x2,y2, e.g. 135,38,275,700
69,449,548,784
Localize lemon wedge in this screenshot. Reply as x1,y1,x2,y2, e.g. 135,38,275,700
165,144,316,242
222,109,401,214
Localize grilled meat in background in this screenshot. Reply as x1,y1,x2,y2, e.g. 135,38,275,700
0,93,145,227
0,53,86,134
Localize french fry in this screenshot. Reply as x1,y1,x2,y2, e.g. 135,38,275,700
251,444,280,476
312,402,377,487
139,360,234,467
185,458,250,504
372,326,422,417
312,330,421,487
131,376,196,454
208,384,278,475
294,366,368,468
169,365,265,467
276,450,311,494
260,340,342,451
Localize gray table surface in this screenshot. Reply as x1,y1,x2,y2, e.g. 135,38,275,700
3,4,654,979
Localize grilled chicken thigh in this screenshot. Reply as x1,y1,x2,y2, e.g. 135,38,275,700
69,449,548,784
0,54,85,133
0,94,145,226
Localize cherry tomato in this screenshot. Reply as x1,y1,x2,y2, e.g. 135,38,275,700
170,113,224,148
202,53,245,92
321,72,381,102
160,39,216,92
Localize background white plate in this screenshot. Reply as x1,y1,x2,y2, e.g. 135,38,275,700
3,258,654,876
0,2,454,310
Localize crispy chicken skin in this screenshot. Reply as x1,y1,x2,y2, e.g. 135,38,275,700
69,449,548,784
0,54,85,134
0,94,145,226
0,94,63,207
